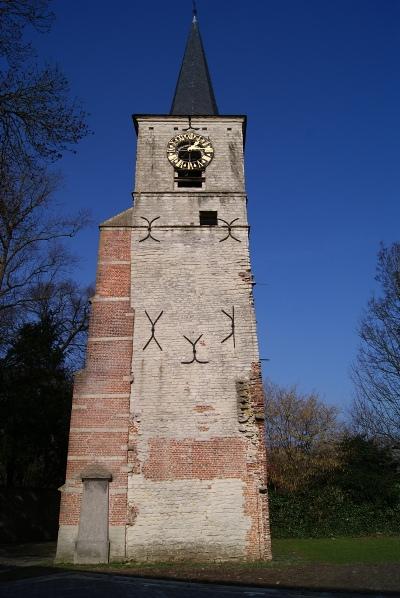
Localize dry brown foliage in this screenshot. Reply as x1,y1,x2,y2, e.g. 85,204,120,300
265,383,342,492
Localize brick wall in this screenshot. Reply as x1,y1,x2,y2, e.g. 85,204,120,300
56,217,133,562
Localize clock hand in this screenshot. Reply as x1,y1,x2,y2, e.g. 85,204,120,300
187,140,200,151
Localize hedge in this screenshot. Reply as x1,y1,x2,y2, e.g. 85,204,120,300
268,486,400,538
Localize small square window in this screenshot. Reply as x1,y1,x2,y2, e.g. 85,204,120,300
200,211,218,226
149,127,154,130
174,127,179,130
227,127,232,131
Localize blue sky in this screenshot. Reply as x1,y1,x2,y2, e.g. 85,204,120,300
31,0,400,414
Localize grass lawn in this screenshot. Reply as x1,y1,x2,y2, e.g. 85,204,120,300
68,536,400,592
65,536,400,569
273,536,400,565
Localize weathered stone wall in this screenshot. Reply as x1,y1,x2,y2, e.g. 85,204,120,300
125,116,271,561
134,116,245,193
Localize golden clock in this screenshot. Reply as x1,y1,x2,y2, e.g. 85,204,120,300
167,132,214,170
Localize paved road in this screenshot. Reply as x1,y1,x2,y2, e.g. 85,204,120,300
0,571,391,598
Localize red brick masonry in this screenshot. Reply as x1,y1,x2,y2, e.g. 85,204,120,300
59,226,133,529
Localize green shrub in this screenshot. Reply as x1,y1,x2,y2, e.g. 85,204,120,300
269,486,400,538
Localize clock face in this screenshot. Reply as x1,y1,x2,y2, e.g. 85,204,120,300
167,132,214,170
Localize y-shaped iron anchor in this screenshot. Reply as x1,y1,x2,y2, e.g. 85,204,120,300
182,115,200,131
181,334,209,364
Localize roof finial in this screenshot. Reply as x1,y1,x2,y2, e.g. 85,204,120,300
192,0,197,23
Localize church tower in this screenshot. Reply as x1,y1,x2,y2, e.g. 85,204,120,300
56,11,271,564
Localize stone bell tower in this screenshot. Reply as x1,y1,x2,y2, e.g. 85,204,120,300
56,11,271,564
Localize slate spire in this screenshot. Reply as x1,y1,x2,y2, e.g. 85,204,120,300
170,8,218,115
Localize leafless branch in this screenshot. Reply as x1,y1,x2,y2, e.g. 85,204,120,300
350,243,400,444
0,163,90,352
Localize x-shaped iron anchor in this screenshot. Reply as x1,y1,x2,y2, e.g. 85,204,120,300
221,307,236,348
143,310,163,351
139,216,160,243
218,218,241,243
181,334,209,364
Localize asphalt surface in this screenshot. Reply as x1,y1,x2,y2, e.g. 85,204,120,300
0,544,395,598
0,571,392,598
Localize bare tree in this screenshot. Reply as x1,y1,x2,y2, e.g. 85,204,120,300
0,1,91,350
0,2,91,487
0,165,89,350
0,66,89,169
0,0,54,65
351,243,400,445
0,0,89,170
265,383,342,492
28,279,93,368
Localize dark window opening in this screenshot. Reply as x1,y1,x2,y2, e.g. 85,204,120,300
200,211,218,226
176,169,204,188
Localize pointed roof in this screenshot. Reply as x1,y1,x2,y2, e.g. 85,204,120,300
170,11,218,116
